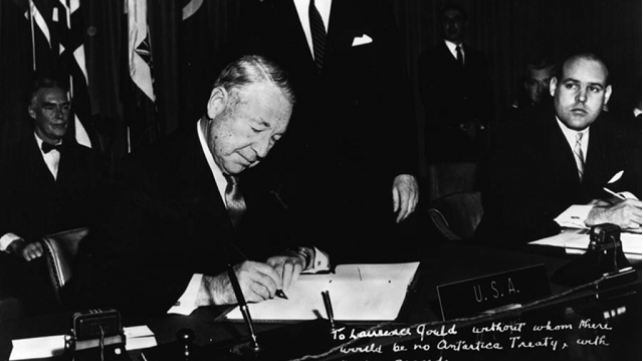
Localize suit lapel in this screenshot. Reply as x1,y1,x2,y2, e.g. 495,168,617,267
543,116,584,195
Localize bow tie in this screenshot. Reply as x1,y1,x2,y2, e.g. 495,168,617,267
42,142,63,154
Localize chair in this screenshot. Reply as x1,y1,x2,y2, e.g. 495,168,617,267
41,227,89,304
428,192,483,241
427,162,479,203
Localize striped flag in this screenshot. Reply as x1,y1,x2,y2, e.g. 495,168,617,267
127,0,155,102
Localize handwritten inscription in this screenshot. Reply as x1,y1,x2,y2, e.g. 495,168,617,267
329,319,616,360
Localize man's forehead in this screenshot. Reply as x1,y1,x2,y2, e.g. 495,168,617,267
561,58,608,84
529,67,554,80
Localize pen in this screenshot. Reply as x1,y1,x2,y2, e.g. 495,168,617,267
603,187,626,200
275,289,288,299
227,264,260,352
322,290,336,330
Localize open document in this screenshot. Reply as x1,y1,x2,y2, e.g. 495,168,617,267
226,262,420,321
530,228,642,259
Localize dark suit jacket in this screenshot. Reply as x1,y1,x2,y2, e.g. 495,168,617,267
82,123,292,316
0,136,103,313
477,109,641,244
243,0,418,262
418,41,492,161
0,137,103,241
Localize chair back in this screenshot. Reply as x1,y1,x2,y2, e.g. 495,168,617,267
41,227,89,304
428,192,483,241
428,162,479,202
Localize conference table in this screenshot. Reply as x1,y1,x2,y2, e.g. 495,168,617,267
3,239,641,361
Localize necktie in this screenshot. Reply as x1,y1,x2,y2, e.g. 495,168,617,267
309,0,326,72
456,45,464,66
224,174,247,228
42,142,63,154
573,132,585,182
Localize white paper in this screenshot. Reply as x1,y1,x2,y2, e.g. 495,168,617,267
10,325,156,360
226,262,420,321
530,228,642,256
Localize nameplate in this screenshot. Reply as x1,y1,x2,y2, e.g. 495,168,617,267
437,264,550,321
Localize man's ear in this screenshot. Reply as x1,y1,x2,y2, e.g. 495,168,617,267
549,77,558,97
206,87,228,120
604,85,613,105
27,105,36,120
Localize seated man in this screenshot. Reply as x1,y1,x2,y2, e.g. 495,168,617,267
478,52,641,244
82,55,328,316
0,78,104,313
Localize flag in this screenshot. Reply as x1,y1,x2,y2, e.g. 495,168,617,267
9,0,93,148
127,0,155,102
182,0,203,21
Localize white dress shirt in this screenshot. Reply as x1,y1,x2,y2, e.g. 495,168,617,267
444,39,465,64
556,117,589,163
553,118,593,228
293,0,332,60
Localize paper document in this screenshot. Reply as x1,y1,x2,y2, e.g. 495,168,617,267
10,325,156,360
530,228,642,257
226,262,420,321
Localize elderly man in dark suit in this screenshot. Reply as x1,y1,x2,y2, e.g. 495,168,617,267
84,55,328,316
418,4,492,162
0,78,104,313
477,52,642,244
244,0,420,263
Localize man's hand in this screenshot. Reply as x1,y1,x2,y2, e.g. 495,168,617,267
586,199,642,231
392,174,419,223
8,239,44,261
266,254,306,291
196,261,282,306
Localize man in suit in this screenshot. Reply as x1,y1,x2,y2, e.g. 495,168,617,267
507,59,556,123
244,0,419,263
418,4,492,162
477,52,641,244
84,55,328,316
0,78,104,313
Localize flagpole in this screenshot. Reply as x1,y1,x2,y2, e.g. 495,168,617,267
29,0,37,71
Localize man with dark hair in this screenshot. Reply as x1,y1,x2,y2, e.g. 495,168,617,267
478,52,641,244
0,77,104,313
84,55,328,316
418,4,492,162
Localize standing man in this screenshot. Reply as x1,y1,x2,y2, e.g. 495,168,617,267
418,4,492,162
244,0,420,263
0,78,104,313
478,52,641,244
84,56,328,316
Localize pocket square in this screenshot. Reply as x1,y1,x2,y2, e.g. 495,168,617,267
352,34,373,46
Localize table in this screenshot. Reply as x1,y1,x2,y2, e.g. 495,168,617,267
3,241,641,361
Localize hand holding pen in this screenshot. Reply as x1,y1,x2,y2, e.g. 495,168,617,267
226,261,285,303
266,252,310,299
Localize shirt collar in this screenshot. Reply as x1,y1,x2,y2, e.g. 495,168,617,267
197,118,229,203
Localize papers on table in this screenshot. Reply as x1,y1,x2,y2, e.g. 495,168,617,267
226,262,420,322
10,325,156,360
530,228,642,259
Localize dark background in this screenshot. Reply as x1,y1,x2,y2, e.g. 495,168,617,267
1,0,641,178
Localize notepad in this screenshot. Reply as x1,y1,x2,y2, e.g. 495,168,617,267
530,228,642,259
225,262,420,321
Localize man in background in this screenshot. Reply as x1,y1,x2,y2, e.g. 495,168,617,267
507,59,556,122
478,52,641,244
0,78,104,314
418,4,492,163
